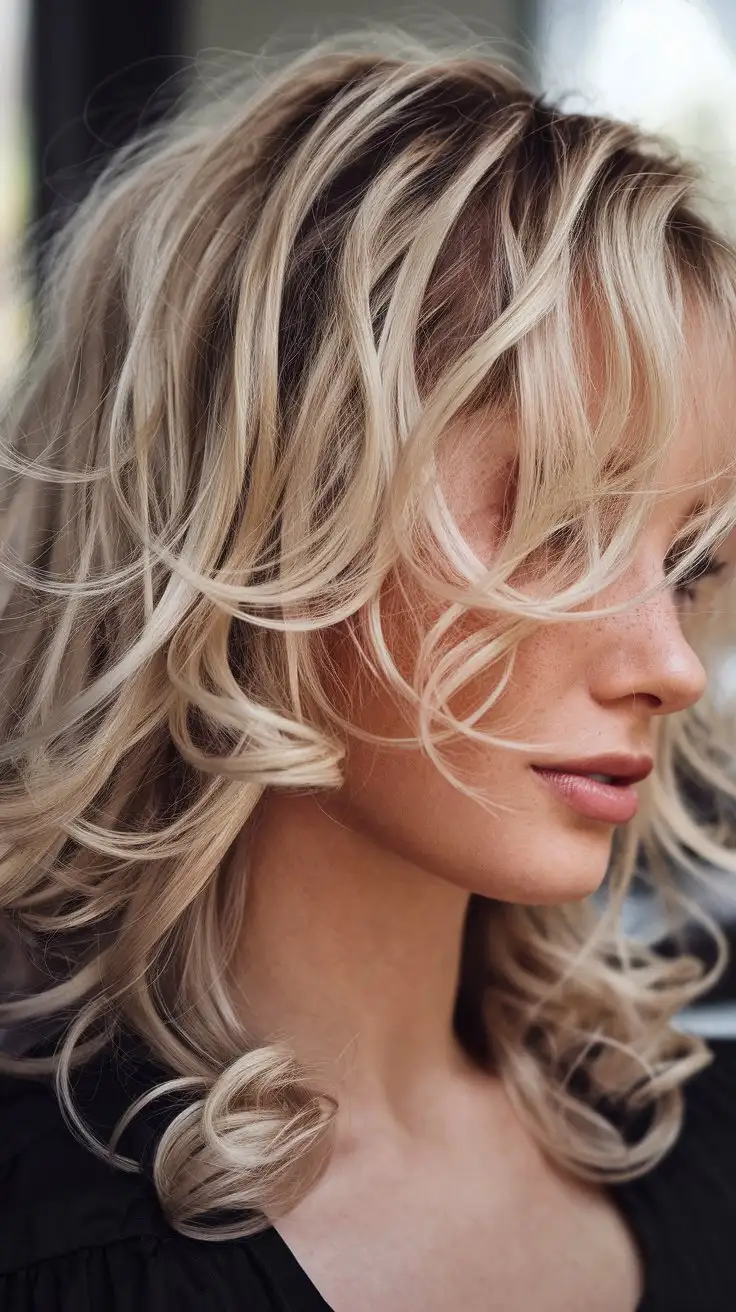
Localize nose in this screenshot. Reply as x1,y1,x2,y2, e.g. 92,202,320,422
593,590,708,716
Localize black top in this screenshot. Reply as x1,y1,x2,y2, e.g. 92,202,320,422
1,1034,735,1311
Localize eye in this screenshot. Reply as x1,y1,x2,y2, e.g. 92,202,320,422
666,546,727,602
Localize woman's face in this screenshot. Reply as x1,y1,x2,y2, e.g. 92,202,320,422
324,332,736,905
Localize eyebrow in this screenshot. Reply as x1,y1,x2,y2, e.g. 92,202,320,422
677,495,712,530
683,497,707,521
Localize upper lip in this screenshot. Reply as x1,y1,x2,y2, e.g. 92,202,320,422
531,754,654,784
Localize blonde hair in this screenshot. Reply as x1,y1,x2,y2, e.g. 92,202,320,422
3,26,736,1237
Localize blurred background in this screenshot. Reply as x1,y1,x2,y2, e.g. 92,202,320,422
3,0,736,1035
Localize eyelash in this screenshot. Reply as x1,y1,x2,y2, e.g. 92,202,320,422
542,528,728,601
666,549,727,601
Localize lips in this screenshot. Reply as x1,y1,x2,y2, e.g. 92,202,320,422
530,755,654,785
529,755,653,824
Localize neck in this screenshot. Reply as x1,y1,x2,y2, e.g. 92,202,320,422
230,790,482,1138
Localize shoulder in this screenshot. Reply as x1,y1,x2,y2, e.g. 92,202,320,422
0,1062,279,1312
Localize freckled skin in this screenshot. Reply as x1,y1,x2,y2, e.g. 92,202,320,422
313,321,736,907
319,448,710,906
234,322,736,1099
229,322,736,1312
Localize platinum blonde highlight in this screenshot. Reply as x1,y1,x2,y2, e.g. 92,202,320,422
3,27,736,1235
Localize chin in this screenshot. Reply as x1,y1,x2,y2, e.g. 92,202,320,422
515,874,608,905
465,831,614,905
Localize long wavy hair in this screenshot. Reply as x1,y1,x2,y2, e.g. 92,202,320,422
3,27,736,1237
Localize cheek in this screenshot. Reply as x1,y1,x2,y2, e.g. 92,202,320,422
506,627,563,693
319,587,420,747
451,618,585,745
341,594,511,745
324,561,582,761
319,601,614,902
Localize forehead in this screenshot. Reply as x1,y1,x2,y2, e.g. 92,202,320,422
654,319,736,500
439,299,736,524
577,289,736,503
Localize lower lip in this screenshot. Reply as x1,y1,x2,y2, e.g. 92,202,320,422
531,768,640,824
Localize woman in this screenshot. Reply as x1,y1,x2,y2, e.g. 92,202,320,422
2,26,736,1311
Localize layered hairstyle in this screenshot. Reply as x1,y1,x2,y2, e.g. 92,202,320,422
3,27,736,1236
